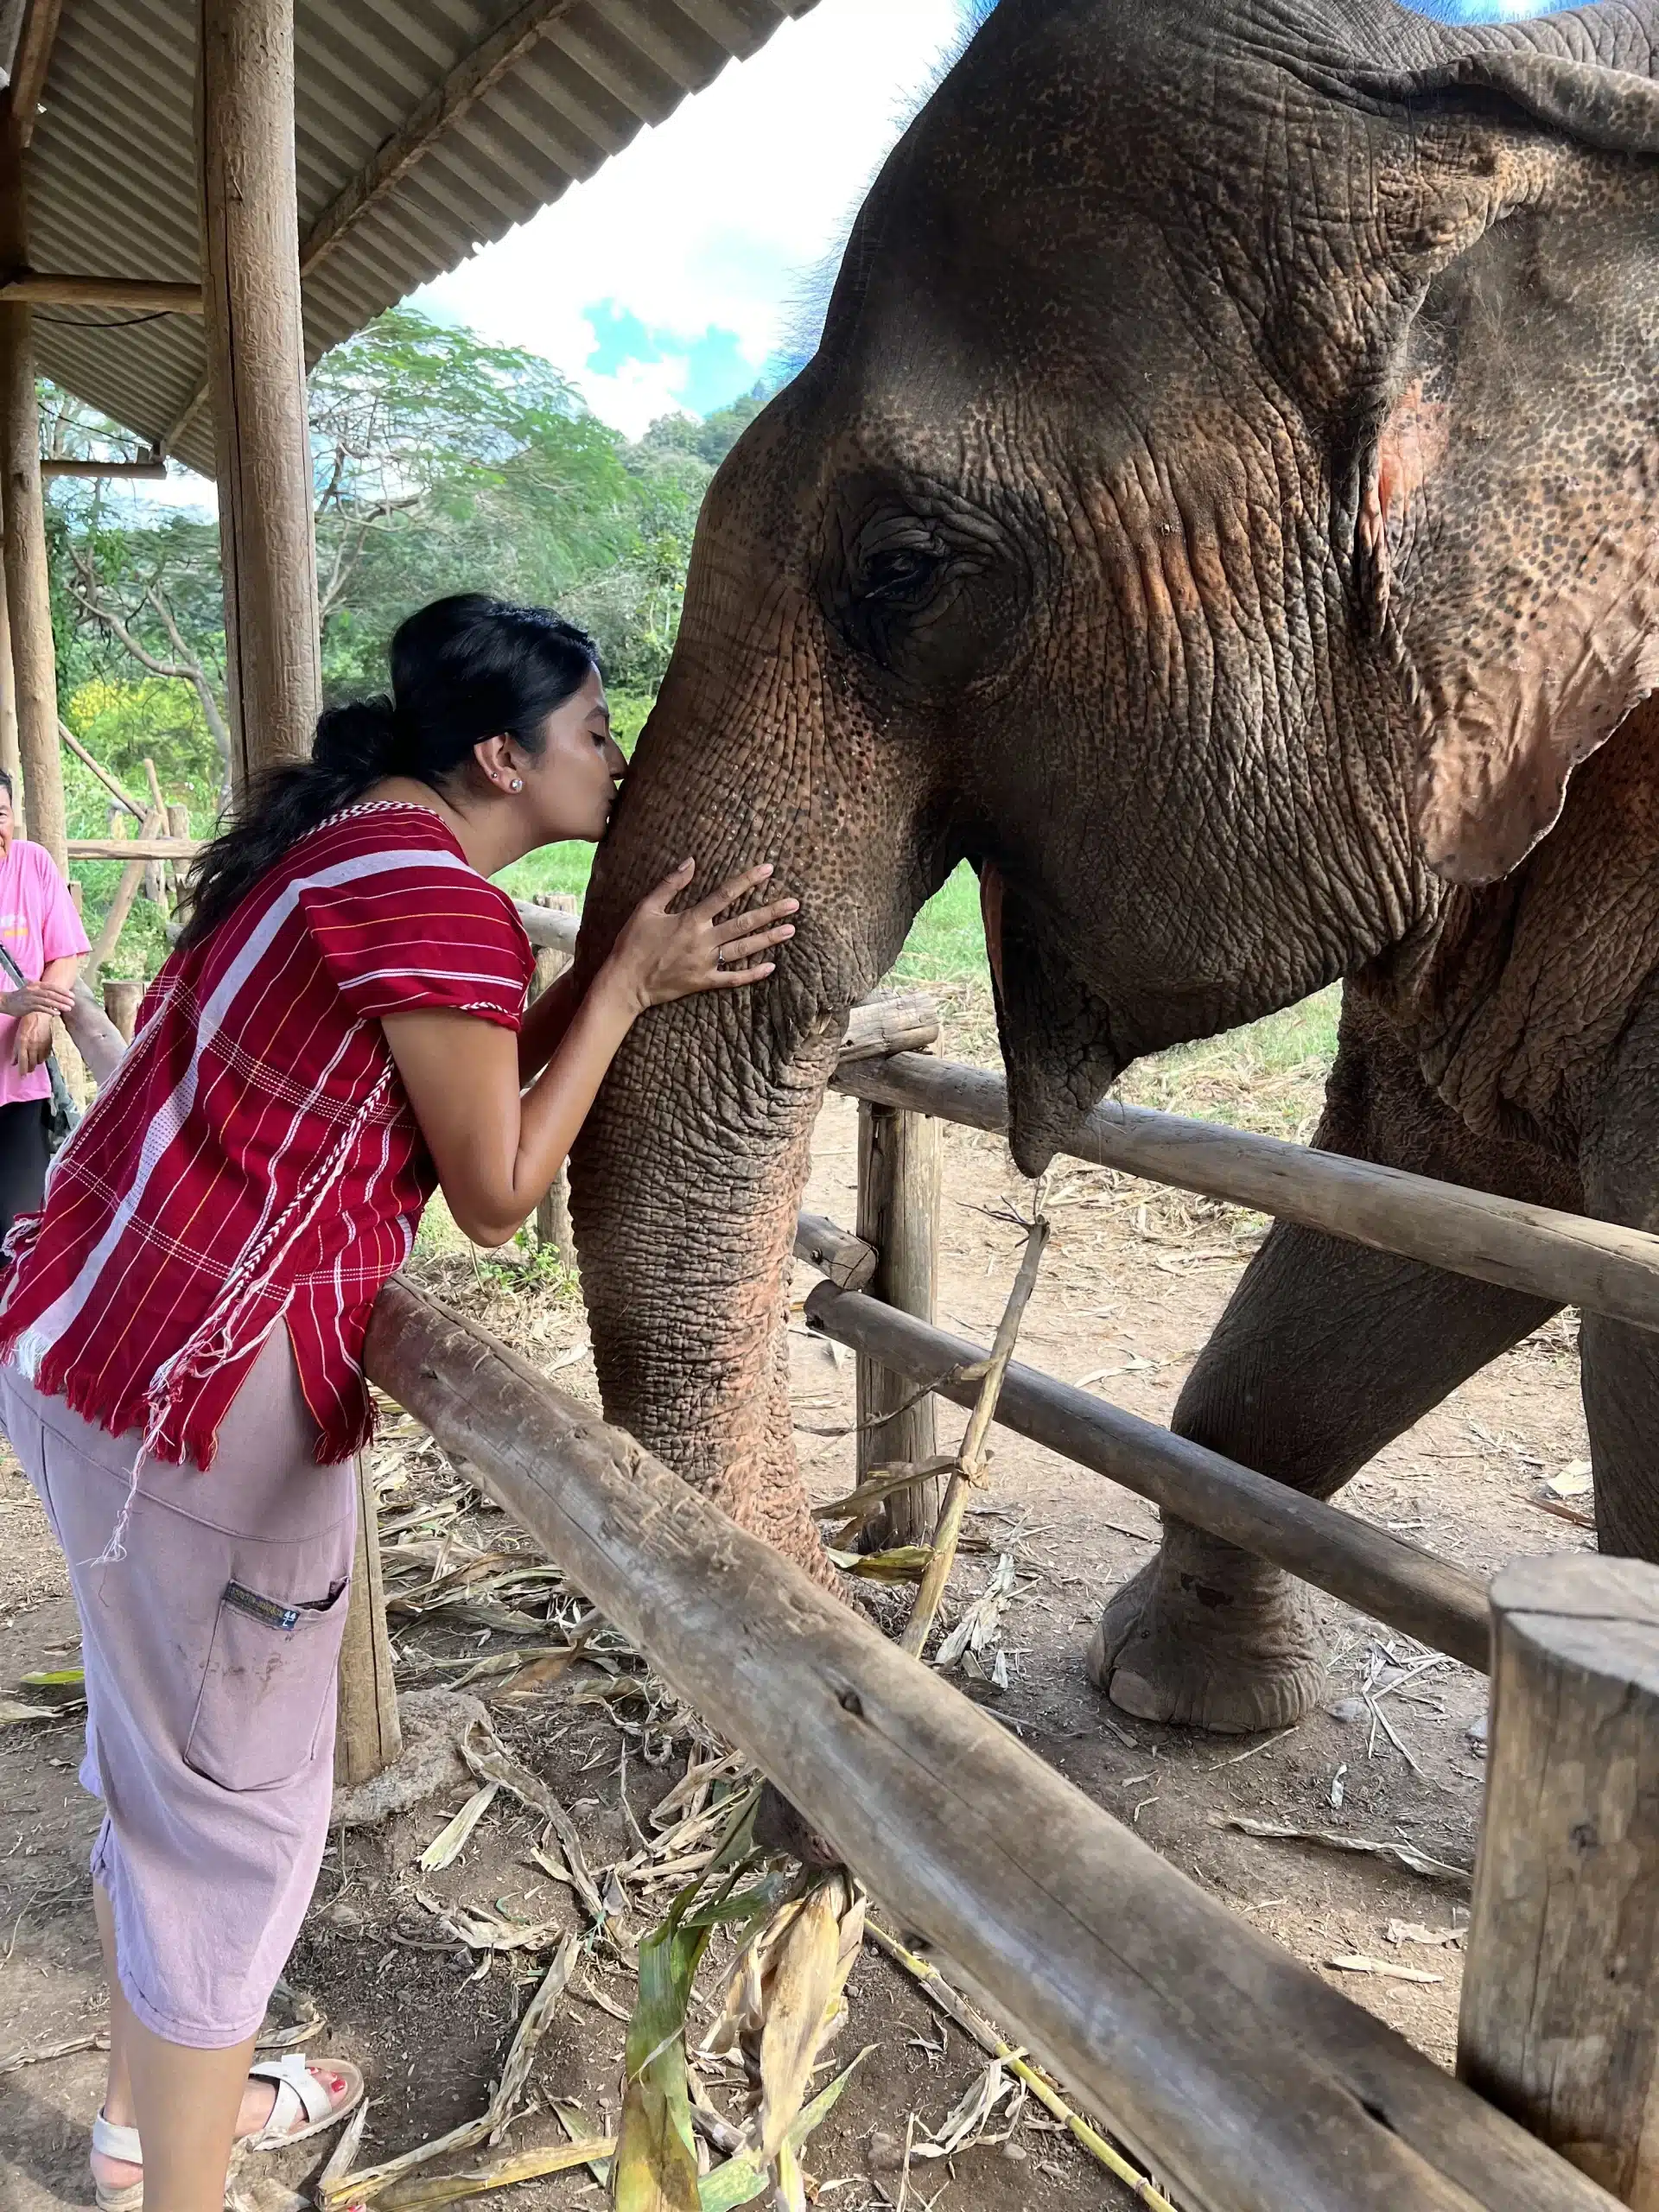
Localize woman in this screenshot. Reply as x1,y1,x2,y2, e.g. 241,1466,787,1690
0,594,797,2212
0,766,90,1235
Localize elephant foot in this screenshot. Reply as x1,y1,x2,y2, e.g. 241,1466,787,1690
1087,1525,1327,1735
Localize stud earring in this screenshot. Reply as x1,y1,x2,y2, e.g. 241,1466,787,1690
509,777,524,791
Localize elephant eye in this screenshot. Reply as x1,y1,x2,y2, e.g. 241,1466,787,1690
853,520,944,606
861,546,934,600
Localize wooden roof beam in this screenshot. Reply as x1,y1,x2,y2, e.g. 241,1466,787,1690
5,0,61,146
299,0,582,282
0,274,202,311
42,454,167,480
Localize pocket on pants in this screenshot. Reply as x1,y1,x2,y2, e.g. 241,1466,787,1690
184,1577,350,1792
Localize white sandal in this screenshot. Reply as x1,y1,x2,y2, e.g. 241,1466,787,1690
241,2050,365,2152
89,2055,364,2211
90,2113,144,2212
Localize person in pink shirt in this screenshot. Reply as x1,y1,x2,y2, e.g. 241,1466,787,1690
0,770,91,1235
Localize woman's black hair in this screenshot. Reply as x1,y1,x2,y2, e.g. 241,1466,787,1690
180,594,598,950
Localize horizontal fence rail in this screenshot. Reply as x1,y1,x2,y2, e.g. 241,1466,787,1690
832,1052,1659,1336
363,1278,1618,2212
804,1281,1491,1670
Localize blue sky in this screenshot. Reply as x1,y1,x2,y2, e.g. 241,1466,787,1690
414,1,971,436
1406,2,1577,14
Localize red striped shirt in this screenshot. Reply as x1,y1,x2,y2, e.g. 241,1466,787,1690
0,803,533,1467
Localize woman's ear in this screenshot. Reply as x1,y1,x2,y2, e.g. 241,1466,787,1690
1320,46,1659,882
472,734,523,791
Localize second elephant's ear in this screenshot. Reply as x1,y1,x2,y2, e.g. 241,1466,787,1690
1336,45,1659,884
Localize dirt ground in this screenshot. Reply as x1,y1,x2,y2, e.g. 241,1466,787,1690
0,989,1596,2212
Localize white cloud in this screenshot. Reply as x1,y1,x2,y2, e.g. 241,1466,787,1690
415,0,967,435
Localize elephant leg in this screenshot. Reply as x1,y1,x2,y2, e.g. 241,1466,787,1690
1580,979,1659,1560
1090,988,1562,1733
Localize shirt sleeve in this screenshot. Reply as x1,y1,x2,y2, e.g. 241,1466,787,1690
300,853,534,1031
35,849,91,961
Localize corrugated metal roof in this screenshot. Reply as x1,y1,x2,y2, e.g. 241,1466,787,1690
22,0,822,474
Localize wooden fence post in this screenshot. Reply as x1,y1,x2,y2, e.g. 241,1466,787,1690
531,893,577,1266
855,1100,942,1545
334,1455,402,1787
1457,1555,1659,2203
102,977,145,1042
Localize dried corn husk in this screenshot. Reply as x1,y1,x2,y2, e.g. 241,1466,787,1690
933,1553,1015,1670
693,2052,870,2212
418,1783,499,1873
378,2137,615,2210
414,1891,565,1955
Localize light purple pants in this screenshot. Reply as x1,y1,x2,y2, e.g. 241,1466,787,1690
1,1329,356,2047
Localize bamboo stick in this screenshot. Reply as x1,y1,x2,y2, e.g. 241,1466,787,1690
866,1922,1179,2210
901,1211,1049,1656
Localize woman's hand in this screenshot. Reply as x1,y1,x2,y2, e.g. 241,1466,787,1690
2,980,74,1021
385,861,799,1249
601,860,798,1016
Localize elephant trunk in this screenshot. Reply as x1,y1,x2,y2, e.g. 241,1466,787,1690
570,980,842,1579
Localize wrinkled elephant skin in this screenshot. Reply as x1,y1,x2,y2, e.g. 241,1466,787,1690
573,0,1659,1733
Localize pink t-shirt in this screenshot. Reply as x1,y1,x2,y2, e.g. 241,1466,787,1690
0,838,91,1107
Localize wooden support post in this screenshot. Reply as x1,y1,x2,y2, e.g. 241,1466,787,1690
333,1455,402,1788
530,894,577,1266
0,556,21,808
198,0,321,779
855,1100,943,1546
0,104,66,873
199,0,392,1780
1458,1557,1659,2204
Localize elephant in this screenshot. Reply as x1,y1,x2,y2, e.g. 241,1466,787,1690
569,0,1659,1736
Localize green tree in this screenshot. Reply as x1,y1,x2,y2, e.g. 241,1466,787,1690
43,323,785,974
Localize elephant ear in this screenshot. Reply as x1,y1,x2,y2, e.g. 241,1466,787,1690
1338,45,1659,885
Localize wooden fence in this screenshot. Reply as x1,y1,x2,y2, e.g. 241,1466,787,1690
365,1281,1642,2212
91,858,1659,2205
364,969,1659,2209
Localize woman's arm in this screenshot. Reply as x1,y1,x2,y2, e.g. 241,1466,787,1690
10,954,81,1075
385,861,796,1249
518,964,584,1082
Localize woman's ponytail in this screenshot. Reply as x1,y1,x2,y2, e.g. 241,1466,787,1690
312,696,406,783
178,595,596,951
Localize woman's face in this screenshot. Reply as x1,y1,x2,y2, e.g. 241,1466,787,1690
519,665,626,843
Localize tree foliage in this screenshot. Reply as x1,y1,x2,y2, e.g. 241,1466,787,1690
41,309,780,972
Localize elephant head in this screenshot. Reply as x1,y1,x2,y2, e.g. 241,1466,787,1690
571,0,1659,1567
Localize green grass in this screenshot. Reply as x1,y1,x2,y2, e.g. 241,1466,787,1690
891,864,988,982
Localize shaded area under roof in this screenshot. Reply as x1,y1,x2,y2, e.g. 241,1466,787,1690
19,0,822,476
